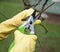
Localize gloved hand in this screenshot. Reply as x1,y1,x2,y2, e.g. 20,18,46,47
9,30,37,52
0,8,34,40
9,20,41,52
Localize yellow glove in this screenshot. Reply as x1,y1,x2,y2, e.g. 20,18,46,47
0,8,34,40
9,30,37,52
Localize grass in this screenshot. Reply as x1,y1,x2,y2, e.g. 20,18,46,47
0,1,60,52
0,1,24,22
35,22,60,52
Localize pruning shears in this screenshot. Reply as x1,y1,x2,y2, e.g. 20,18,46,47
18,10,37,35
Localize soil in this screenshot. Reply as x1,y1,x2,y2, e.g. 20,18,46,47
46,13,60,24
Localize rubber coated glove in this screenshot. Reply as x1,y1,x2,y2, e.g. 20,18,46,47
0,8,35,40
9,30,37,52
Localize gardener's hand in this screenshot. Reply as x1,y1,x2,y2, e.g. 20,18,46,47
9,30,37,52
0,8,34,40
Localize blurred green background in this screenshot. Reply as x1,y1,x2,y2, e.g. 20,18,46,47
0,0,60,52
